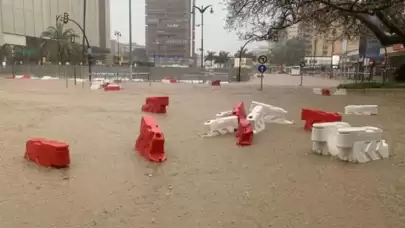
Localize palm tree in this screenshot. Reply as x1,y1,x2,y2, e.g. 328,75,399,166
214,51,230,68
40,22,79,64
205,51,216,62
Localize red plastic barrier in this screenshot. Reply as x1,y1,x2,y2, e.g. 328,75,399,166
236,118,253,146
22,74,31,79
232,101,247,121
321,88,331,96
301,108,342,131
104,84,120,91
135,115,166,162
211,80,221,86
25,138,70,168
142,96,169,114
169,79,178,83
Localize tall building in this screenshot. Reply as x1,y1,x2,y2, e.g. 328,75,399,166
145,0,192,65
0,0,110,51
277,23,314,56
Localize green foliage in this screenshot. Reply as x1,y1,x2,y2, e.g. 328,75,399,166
205,51,216,62
204,51,231,64
40,21,80,64
269,38,306,66
234,49,256,61
214,51,230,64
338,82,405,89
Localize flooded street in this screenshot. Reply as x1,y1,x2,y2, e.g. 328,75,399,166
0,78,405,228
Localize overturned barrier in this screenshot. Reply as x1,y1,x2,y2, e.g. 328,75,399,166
344,105,378,115
301,108,342,131
25,138,70,168
142,96,169,114
203,116,238,137
135,115,166,163
232,101,247,122
236,118,253,146
250,101,293,124
247,105,266,134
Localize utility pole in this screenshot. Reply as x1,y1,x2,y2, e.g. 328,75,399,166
82,0,87,65
129,0,133,79
193,5,213,68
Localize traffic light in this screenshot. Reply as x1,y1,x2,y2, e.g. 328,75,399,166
63,12,69,24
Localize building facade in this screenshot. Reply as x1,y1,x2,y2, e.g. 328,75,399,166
0,0,110,50
145,0,192,65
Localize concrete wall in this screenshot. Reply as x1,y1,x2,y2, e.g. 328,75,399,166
0,65,253,82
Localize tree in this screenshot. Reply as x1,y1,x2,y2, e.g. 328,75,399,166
41,22,80,64
269,38,307,66
214,51,230,65
224,0,405,80
225,0,405,43
234,49,257,61
205,51,216,62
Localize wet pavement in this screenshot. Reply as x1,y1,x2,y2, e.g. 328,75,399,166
0,78,404,228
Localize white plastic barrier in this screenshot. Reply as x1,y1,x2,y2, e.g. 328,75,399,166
247,105,266,134
344,105,378,115
250,101,293,124
336,126,389,163
216,110,232,118
333,89,347,95
203,116,238,137
91,81,103,90
41,76,58,80
313,88,323,95
311,122,351,156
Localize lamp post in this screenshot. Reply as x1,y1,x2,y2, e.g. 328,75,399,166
114,31,122,65
237,39,254,82
192,4,213,68
129,0,133,79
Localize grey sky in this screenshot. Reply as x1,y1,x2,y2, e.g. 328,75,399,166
110,0,263,54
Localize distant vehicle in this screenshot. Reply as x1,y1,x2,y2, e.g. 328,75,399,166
290,66,301,76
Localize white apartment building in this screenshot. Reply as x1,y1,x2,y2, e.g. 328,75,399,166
0,0,110,50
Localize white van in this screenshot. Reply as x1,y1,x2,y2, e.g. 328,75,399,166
290,66,301,76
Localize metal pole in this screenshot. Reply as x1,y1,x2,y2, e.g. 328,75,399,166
330,39,335,79
129,0,133,81
56,16,60,77
300,69,303,86
260,72,263,91
117,35,120,65
192,0,196,66
200,10,204,68
82,0,87,65
238,47,243,82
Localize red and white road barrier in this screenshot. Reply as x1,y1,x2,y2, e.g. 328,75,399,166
6,75,59,80
313,88,347,96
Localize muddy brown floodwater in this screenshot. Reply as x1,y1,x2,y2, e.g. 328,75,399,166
0,79,405,228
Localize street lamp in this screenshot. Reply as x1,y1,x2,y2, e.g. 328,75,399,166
114,31,122,65
192,4,213,68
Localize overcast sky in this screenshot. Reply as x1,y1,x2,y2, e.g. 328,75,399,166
110,0,264,54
